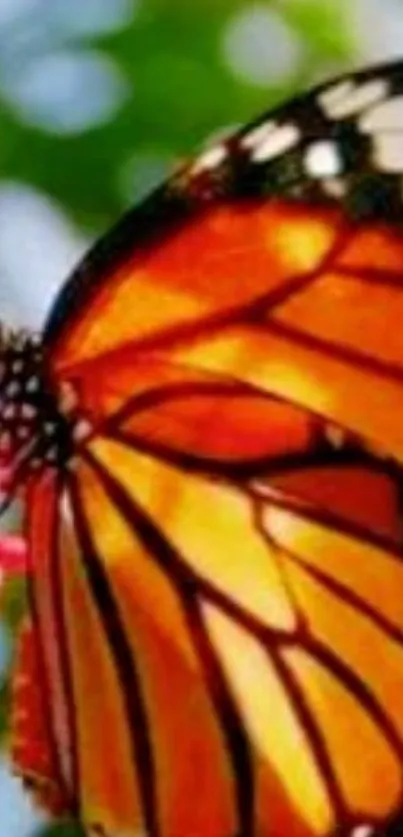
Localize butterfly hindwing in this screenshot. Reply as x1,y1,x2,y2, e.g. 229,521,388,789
11,615,70,817
66,425,403,836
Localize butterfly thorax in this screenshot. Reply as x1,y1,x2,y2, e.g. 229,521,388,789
0,329,77,477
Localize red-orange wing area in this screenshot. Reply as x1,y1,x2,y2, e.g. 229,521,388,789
49,199,345,372
11,473,78,820
10,616,71,817
47,197,403,465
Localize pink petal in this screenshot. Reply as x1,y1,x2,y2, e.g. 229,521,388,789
0,534,27,583
0,461,28,589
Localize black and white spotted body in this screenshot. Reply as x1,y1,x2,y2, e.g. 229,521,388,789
0,331,88,476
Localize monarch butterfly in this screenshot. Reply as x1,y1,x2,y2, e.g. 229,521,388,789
4,57,403,837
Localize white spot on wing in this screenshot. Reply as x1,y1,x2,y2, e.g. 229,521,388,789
319,80,354,113
304,140,343,178
372,132,403,172
192,144,227,174
250,123,300,163
241,120,277,150
320,78,387,119
360,94,403,132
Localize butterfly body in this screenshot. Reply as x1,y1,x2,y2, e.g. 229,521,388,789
5,60,403,837
0,331,86,474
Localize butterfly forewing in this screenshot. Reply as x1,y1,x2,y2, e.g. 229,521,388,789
10,59,403,836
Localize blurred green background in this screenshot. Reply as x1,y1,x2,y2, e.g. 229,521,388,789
0,0,401,834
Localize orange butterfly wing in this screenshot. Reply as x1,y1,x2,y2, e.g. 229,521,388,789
12,60,403,836
47,199,343,369
47,196,403,451
27,417,403,835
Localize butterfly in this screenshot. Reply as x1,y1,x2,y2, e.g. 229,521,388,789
4,57,403,837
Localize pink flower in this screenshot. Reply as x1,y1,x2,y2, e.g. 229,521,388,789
0,534,27,591
0,461,27,589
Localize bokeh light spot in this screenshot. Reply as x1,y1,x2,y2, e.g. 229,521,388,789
3,49,129,134
47,0,137,37
350,0,403,61
0,182,88,329
0,759,46,837
0,0,37,26
222,4,303,86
